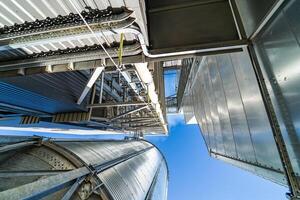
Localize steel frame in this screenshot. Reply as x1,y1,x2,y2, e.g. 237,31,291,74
88,102,148,108
0,140,38,153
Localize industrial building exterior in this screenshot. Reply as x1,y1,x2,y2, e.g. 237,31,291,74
176,0,300,199
0,0,299,199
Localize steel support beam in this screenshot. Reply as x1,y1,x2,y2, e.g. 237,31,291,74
0,141,37,153
87,102,148,108
0,170,70,177
250,0,285,40
0,166,91,200
77,66,105,105
61,177,85,200
99,72,105,104
110,105,149,121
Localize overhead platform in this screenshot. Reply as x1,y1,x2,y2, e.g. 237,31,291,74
0,0,168,135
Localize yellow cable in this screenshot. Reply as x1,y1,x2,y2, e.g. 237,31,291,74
118,33,124,66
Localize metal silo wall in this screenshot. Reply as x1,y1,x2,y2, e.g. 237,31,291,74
253,0,300,184
147,161,168,200
54,140,167,200
182,50,287,185
55,140,153,166
97,147,164,200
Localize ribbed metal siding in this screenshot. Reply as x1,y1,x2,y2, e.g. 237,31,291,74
147,161,168,200
182,49,286,185
98,148,163,200
0,0,145,60
0,82,82,114
56,140,152,166
0,71,88,114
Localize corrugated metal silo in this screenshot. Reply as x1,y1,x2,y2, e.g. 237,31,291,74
0,136,168,200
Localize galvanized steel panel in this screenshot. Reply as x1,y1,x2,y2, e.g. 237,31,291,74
214,153,287,186
230,50,282,171
181,48,286,185
191,78,210,148
0,71,88,114
254,0,300,178
201,70,216,152
147,161,168,200
207,57,225,155
56,140,151,166
98,148,163,200
216,54,256,163
0,81,83,114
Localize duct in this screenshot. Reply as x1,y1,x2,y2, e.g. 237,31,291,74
134,63,168,133
114,26,248,58
0,24,245,69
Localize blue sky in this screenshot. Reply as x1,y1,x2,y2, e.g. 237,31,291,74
148,115,287,200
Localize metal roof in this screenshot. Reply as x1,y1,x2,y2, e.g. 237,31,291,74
0,0,147,60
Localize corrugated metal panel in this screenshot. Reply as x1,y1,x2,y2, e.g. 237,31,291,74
98,148,163,200
0,81,83,114
56,140,152,166
217,53,256,163
214,153,287,186
192,73,210,149
181,49,286,185
0,0,146,60
147,161,168,200
0,71,88,114
254,0,300,179
230,51,282,170
207,57,225,155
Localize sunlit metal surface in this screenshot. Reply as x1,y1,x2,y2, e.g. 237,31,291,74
0,136,168,200
181,49,286,185
56,140,152,166
254,0,300,181
99,147,164,200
